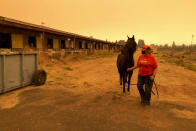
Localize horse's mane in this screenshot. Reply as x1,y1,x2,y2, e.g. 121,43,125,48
120,37,137,55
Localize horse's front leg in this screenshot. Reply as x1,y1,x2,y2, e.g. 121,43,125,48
120,73,122,86
123,74,126,93
127,72,133,92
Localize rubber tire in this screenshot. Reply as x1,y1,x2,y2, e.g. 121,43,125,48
34,69,47,86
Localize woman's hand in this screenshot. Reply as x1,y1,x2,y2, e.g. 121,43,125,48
127,68,132,72
150,68,157,80
127,65,139,72
150,75,155,80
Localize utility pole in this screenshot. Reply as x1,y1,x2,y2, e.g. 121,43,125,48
190,35,194,52
191,35,194,46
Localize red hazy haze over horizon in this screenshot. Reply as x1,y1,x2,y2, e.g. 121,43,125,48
0,0,196,45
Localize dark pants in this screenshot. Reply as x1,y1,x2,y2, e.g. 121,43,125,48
137,75,154,105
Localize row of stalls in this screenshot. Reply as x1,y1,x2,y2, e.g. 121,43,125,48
0,16,121,54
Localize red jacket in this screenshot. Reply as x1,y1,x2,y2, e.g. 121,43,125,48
137,54,158,76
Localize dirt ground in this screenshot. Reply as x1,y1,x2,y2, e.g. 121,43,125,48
0,52,196,131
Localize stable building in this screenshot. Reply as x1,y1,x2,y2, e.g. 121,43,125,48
0,16,121,53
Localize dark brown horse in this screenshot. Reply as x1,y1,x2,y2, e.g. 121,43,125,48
117,35,137,93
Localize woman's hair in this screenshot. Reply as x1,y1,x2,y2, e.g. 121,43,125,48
142,47,151,54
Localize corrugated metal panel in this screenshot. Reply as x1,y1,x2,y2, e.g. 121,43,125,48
4,55,22,92
0,56,3,93
11,34,23,48
23,54,37,86
0,53,37,93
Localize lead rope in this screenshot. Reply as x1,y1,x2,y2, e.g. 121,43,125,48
153,80,159,98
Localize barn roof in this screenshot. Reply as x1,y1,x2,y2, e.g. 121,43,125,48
0,16,116,45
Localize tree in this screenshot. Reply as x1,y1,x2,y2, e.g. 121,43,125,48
164,44,169,48
172,41,176,48
117,40,126,45
138,39,145,48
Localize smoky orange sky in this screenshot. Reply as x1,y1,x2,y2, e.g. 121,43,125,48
0,0,196,45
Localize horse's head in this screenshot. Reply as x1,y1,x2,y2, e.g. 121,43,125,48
126,35,137,53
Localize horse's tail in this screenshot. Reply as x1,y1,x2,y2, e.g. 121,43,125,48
117,54,121,69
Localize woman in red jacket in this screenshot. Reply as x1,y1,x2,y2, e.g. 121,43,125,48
127,45,158,106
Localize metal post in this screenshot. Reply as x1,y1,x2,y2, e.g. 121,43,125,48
35,53,38,71
191,35,194,47
21,53,24,87
2,55,5,93
74,37,76,50
42,32,45,51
